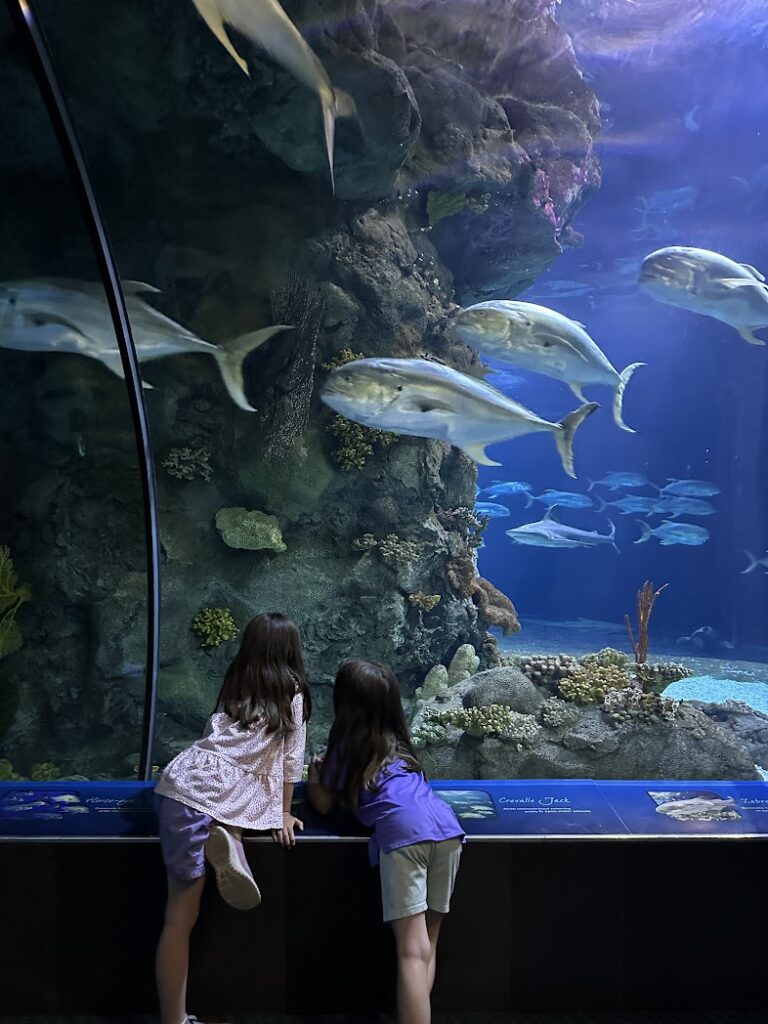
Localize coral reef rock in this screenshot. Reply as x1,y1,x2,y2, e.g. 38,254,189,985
414,666,761,780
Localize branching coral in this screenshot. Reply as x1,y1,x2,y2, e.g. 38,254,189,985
636,661,693,693
580,647,629,671
426,190,490,227
429,705,541,746
472,576,520,636
162,446,213,482
436,505,488,548
603,687,681,725
30,762,60,781
558,665,631,705
192,607,239,648
515,653,579,686
0,546,30,660
379,534,420,569
625,580,668,666
352,534,378,552
320,348,365,372
538,697,581,729
409,592,441,612
328,415,398,471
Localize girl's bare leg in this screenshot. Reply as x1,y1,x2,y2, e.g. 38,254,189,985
155,872,205,1024
425,909,444,992
391,912,432,1024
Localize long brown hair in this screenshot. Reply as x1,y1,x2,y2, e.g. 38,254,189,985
324,660,421,807
214,612,310,733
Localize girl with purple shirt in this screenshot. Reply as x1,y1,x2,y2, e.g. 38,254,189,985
154,612,310,1024
307,660,464,1024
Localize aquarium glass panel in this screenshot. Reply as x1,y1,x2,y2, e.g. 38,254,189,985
19,0,768,785
0,5,149,781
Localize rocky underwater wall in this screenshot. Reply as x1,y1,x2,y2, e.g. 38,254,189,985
0,0,600,776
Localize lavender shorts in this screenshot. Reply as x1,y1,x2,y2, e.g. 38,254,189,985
155,794,213,883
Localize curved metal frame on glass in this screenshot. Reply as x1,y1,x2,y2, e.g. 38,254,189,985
4,0,161,780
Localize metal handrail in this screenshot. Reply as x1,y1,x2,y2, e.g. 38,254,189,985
5,0,161,780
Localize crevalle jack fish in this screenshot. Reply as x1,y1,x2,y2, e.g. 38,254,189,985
635,520,710,546
0,278,290,411
191,0,355,192
320,357,598,476
506,508,619,553
640,246,768,345
454,300,643,432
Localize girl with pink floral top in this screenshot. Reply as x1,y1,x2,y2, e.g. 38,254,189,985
154,612,310,1024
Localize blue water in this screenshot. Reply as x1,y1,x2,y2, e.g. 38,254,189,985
477,3,768,653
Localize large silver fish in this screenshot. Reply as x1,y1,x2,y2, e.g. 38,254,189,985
634,520,710,546
191,0,355,192
0,278,290,411
506,508,619,553
454,300,643,432
320,357,598,476
640,246,768,345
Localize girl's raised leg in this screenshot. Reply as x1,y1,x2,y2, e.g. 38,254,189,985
155,872,205,1024
391,912,432,1024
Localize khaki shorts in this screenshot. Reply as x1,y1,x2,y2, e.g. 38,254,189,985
379,837,463,923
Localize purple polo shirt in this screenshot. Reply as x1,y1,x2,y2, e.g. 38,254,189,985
324,756,465,865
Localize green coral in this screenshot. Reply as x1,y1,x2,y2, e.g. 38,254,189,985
579,647,629,671
603,686,681,725
429,705,541,746
30,762,60,781
379,533,420,569
558,665,631,705
328,415,398,471
0,758,21,781
161,446,213,482
321,348,365,372
636,661,694,693
538,697,580,729
426,190,491,227
192,607,239,648
0,546,31,660
408,592,441,612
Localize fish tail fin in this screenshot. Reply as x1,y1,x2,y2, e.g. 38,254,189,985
594,496,607,513
738,327,767,346
608,519,620,554
214,325,293,412
586,477,596,492
741,549,758,574
614,362,645,432
524,492,533,508
634,520,653,545
555,402,599,479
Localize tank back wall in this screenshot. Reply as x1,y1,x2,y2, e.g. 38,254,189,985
3,0,768,787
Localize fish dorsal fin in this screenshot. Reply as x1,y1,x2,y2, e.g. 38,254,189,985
573,320,588,330
121,280,161,295
543,505,560,522
740,264,766,282
191,0,251,76
569,381,587,402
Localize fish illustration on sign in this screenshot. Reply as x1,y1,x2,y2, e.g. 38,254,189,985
0,278,290,411
320,357,598,475
640,246,768,345
190,0,355,191
506,508,619,552
454,300,643,432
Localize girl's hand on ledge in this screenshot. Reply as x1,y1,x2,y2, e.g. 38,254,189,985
272,811,303,848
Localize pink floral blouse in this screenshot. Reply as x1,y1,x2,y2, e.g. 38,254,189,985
155,693,306,830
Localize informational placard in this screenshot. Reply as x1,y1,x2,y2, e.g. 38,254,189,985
2,779,768,839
